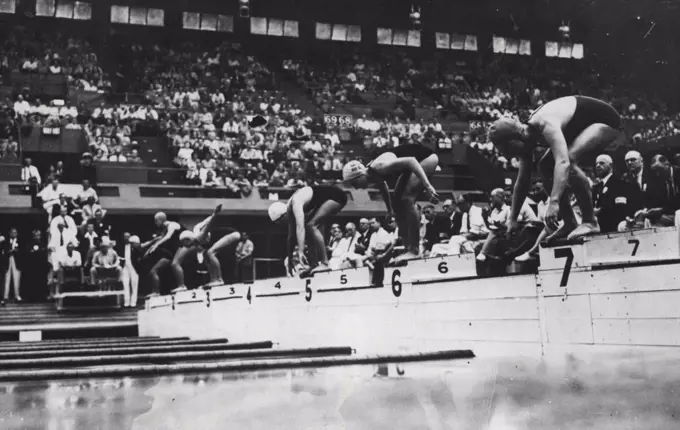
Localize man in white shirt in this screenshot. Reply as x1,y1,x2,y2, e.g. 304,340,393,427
477,189,512,262
21,158,41,187
117,233,140,307
39,178,65,219
364,218,395,265
340,222,364,268
447,195,489,255
13,96,30,117
50,205,78,241
54,241,82,273
76,179,98,206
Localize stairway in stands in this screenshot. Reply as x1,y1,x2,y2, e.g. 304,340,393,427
0,303,138,342
135,136,185,184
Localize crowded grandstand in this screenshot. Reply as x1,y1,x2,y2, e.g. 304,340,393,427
0,0,679,312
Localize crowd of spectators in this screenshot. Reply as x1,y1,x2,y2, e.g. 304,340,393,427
0,26,110,92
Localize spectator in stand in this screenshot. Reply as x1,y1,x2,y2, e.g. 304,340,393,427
49,222,78,275
447,194,489,255
90,209,111,238
50,205,78,242
79,223,99,267
90,237,122,285
21,158,41,188
2,228,21,305
38,178,65,220
364,218,395,267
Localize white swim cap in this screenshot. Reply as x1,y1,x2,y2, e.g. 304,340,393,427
342,160,367,182
179,231,196,242
268,202,287,222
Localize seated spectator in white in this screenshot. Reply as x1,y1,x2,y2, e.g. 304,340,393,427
21,56,39,72
108,146,128,163
90,237,122,284
38,178,65,219
328,228,351,270
363,218,396,266
50,205,78,240
76,179,98,205
53,241,82,273
339,222,365,268
447,195,489,256
80,196,103,226
21,157,41,187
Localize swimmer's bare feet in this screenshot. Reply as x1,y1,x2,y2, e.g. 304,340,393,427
310,264,330,274
567,222,600,240
544,223,577,244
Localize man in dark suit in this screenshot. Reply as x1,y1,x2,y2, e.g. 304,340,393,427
642,154,680,227
620,150,653,215
592,154,634,233
22,229,49,302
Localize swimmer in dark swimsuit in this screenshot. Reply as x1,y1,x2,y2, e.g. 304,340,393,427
489,96,623,241
144,212,186,295
268,185,348,275
342,144,440,262
171,204,241,292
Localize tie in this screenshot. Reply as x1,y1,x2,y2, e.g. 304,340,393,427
667,180,675,201
466,212,471,231
60,232,64,247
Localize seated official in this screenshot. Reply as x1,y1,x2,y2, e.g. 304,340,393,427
592,154,634,233
52,241,82,285
53,241,82,271
90,236,122,285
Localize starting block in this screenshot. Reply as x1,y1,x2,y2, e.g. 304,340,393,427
539,227,680,272
400,254,478,284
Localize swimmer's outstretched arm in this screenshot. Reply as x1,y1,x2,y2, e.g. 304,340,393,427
376,181,394,215
543,124,571,204
510,157,533,221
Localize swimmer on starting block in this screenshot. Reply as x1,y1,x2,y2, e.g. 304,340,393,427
489,95,623,242
145,212,188,296
268,185,348,275
172,204,241,292
342,144,439,262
